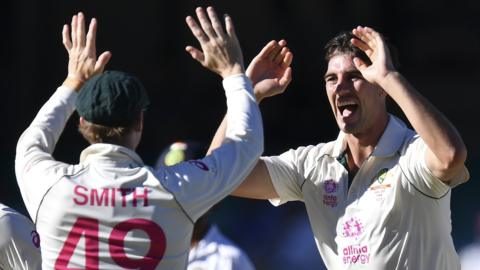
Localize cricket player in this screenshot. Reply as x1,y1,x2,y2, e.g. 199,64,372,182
209,27,469,269
15,7,263,269
0,203,41,270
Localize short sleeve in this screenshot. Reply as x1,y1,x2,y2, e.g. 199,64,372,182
399,135,469,198
263,145,321,206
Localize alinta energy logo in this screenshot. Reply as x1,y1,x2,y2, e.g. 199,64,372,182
342,217,364,239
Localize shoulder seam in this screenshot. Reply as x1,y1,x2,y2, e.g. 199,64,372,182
397,150,450,200
34,166,89,224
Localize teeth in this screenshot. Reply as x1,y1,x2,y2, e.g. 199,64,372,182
337,100,357,107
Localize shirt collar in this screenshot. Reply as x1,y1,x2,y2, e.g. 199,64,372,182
331,114,408,158
79,143,144,166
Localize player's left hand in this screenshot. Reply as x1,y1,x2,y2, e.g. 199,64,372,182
62,12,111,87
246,40,293,103
351,26,396,85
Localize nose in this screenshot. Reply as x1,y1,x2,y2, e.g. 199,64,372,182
334,76,350,94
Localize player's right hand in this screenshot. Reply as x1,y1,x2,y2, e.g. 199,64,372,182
246,40,293,103
185,7,244,79
62,12,111,87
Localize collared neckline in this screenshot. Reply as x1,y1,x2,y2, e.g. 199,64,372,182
79,143,144,166
331,114,408,158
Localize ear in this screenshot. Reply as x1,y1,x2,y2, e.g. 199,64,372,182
79,116,86,126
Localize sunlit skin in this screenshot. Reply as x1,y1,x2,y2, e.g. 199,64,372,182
324,53,389,143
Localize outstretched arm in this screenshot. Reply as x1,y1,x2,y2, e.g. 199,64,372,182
15,12,111,218
351,26,467,184
206,40,293,199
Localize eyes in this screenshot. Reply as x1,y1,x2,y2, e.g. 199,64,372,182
324,73,362,85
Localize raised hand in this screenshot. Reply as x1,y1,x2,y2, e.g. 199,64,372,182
62,12,111,86
186,7,244,78
351,26,396,85
246,40,293,102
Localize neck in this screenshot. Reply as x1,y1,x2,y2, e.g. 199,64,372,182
345,114,389,172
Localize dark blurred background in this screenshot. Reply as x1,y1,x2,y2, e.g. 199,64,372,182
2,0,479,269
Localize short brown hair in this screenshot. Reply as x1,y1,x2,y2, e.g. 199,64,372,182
78,121,131,145
325,31,400,69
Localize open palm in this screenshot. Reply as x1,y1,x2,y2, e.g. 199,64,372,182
246,40,293,102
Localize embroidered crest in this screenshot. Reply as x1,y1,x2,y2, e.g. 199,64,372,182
373,168,389,184
323,180,337,194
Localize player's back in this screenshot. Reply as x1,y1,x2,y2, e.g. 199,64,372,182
36,145,194,270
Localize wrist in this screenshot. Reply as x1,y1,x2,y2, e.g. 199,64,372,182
62,76,85,92
221,63,245,79
378,71,401,89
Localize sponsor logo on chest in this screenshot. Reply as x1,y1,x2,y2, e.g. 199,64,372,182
323,179,339,207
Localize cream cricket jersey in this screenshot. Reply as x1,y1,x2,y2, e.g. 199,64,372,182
15,74,263,270
0,204,41,270
263,115,469,270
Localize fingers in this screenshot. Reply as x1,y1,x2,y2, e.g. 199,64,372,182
256,40,277,59
76,12,86,47
85,18,97,57
351,37,372,57
94,51,112,73
71,14,77,47
282,51,293,68
224,14,237,39
353,26,378,50
62,25,72,51
353,57,367,71
274,46,289,65
186,16,209,44
278,67,292,87
185,46,205,63
196,7,217,40
268,39,287,61
206,7,225,39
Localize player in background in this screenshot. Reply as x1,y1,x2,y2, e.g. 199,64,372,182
209,27,469,269
156,141,255,270
459,213,480,270
0,203,41,270
15,7,265,269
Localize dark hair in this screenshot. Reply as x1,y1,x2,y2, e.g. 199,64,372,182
324,31,400,69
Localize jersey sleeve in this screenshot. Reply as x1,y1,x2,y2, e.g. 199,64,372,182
0,213,42,270
399,134,469,198
15,86,77,220
157,74,263,222
262,145,319,206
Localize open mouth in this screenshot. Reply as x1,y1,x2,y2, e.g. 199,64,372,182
337,101,358,118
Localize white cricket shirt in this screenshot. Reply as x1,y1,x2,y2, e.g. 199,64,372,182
15,74,263,270
188,225,255,270
263,115,469,270
0,204,41,270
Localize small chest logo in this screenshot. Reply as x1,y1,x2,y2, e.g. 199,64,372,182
342,217,364,239
31,230,40,248
323,180,337,193
373,168,389,184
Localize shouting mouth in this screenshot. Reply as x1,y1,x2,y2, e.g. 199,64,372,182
337,100,359,118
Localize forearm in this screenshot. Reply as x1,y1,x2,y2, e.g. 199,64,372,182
15,85,78,176
380,72,467,177
207,115,227,155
